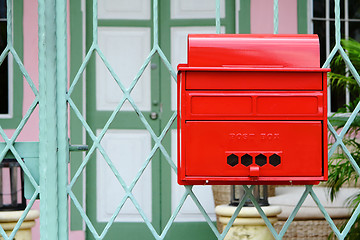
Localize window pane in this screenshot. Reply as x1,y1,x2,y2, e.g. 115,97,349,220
349,0,360,19
313,0,325,18
313,20,327,65
331,85,346,112
0,20,8,114
0,0,5,19
349,22,360,41
330,20,347,112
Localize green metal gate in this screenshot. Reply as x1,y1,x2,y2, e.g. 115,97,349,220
1,0,360,239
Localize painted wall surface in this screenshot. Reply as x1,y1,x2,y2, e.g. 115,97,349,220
251,0,298,34
10,0,299,239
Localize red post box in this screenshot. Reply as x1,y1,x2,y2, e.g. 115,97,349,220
177,34,330,185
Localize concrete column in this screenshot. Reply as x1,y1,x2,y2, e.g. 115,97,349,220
216,205,281,240
0,210,39,240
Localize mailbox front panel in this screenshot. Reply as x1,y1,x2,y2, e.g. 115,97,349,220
183,121,323,178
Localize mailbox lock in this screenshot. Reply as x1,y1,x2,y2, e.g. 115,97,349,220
150,112,158,120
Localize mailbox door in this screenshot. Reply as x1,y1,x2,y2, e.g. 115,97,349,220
182,121,324,180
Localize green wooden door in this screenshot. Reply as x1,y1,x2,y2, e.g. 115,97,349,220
70,1,236,239
158,2,235,239
84,0,162,238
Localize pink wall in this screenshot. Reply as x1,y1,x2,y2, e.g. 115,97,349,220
21,0,39,142
251,0,298,34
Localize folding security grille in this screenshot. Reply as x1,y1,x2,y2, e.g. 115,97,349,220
0,0,360,239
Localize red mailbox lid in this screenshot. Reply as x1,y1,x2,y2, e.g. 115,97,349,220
187,34,321,68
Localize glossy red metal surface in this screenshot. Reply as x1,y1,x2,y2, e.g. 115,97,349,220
185,71,324,90
186,91,324,120
187,34,320,68
178,34,329,185
184,121,322,177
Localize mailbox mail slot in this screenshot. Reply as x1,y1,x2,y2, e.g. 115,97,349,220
177,34,330,185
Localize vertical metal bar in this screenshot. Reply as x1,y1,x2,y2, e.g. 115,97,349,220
10,163,17,206
344,0,350,106
325,0,330,54
273,0,279,34
334,0,341,46
56,0,69,238
20,167,26,209
215,0,221,34
38,0,59,238
344,0,349,40
6,0,11,46
308,1,314,34
326,0,331,113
